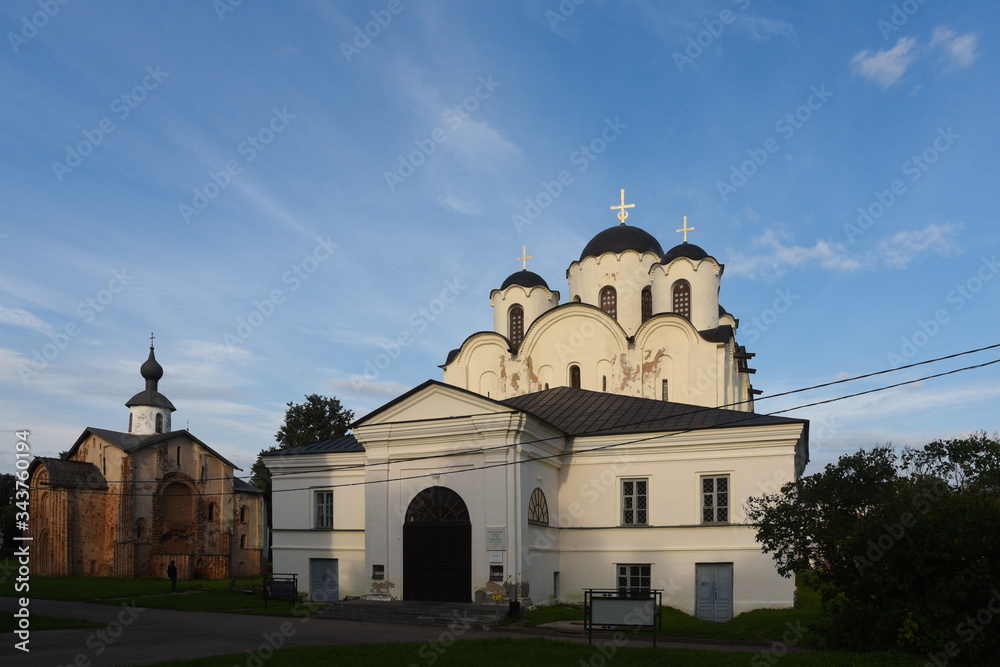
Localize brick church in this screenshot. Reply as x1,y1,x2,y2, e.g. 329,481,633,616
28,341,265,580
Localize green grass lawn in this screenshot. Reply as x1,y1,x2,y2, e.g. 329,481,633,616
145,637,926,667
0,614,105,633
0,559,324,617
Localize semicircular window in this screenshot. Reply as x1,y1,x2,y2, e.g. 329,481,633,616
528,488,549,526
405,486,470,523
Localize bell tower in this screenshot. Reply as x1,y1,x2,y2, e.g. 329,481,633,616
125,334,176,434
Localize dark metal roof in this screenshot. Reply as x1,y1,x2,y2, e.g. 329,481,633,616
697,324,734,344
502,386,804,437
69,427,242,470
661,242,710,264
125,389,176,410
500,270,549,290
29,457,108,490
261,434,364,456
233,477,265,494
579,225,664,261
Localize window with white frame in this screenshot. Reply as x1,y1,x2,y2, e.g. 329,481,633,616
701,475,729,523
621,478,648,525
617,563,651,596
314,490,334,529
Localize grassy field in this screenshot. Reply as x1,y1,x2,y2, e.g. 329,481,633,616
0,559,324,617
145,637,926,667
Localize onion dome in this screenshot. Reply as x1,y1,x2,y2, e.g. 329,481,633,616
661,242,709,264
500,270,549,290
125,345,176,411
579,225,664,262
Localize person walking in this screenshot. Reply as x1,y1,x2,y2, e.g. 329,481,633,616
167,560,178,594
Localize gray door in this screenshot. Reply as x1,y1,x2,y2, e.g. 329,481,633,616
310,558,339,603
695,563,733,622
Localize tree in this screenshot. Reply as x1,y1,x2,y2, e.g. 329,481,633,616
0,473,15,548
745,433,1000,659
275,394,353,449
250,394,354,558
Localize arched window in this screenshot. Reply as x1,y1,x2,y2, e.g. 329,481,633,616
240,534,247,549
208,503,216,521
600,286,617,320
508,305,524,348
641,287,652,322
240,505,248,523
128,413,133,433
672,281,691,319
405,486,470,523
155,413,163,434
528,488,549,526
570,365,581,389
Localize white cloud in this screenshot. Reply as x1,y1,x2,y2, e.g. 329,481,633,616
736,16,796,42
876,222,963,269
0,305,53,335
930,26,979,69
437,192,482,215
850,36,918,89
726,229,873,280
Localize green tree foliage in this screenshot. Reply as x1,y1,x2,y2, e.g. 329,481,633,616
275,394,353,449
745,433,1000,659
0,473,16,548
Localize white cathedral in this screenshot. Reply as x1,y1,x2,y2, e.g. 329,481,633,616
265,192,809,620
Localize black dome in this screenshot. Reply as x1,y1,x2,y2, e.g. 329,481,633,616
579,225,664,261
661,242,709,264
140,346,163,381
500,270,549,290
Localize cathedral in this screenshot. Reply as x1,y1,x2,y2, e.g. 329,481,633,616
266,191,809,620
28,342,265,580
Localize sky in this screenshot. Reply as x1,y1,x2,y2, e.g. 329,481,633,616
2,1,998,479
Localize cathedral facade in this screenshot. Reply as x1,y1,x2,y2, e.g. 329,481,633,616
28,344,265,580
266,194,809,619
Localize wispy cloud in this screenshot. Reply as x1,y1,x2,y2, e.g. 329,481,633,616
876,222,962,269
726,229,873,280
0,305,53,335
437,192,482,215
930,26,979,69
851,36,918,89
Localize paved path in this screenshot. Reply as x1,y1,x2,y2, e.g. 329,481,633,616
1,597,784,666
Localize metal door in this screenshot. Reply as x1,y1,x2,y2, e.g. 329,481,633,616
695,563,733,622
310,558,339,603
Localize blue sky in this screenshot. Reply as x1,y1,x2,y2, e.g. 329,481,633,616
2,1,998,478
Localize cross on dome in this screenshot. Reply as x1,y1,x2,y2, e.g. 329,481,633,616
610,189,635,226
676,216,695,243
516,245,533,270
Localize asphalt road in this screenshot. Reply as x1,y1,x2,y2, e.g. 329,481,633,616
0,597,780,666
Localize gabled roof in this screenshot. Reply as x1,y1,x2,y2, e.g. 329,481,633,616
261,434,364,456
233,477,265,494
501,386,805,437
69,427,242,470
29,457,108,490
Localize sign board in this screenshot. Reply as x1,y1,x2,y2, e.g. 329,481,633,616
486,527,506,551
492,593,502,601
591,598,654,625
489,552,503,563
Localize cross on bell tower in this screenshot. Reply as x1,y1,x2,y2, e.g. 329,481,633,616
610,189,635,226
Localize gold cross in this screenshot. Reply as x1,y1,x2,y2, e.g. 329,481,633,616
610,189,635,225
516,245,533,270
676,216,694,243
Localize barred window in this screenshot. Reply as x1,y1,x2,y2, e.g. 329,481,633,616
672,281,691,319
702,475,729,523
528,488,549,526
509,305,524,348
570,365,581,389
315,491,334,529
600,286,617,320
617,563,651,597
641,287,652,322
621,479,648,525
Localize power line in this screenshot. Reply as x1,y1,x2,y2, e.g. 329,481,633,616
33,347,996,497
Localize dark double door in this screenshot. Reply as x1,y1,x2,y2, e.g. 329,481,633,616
403,522,471,602
402,486,472,602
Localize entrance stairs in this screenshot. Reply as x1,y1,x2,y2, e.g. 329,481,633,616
315,599,508,629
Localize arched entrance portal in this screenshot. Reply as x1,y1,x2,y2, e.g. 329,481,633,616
402,486,471,602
